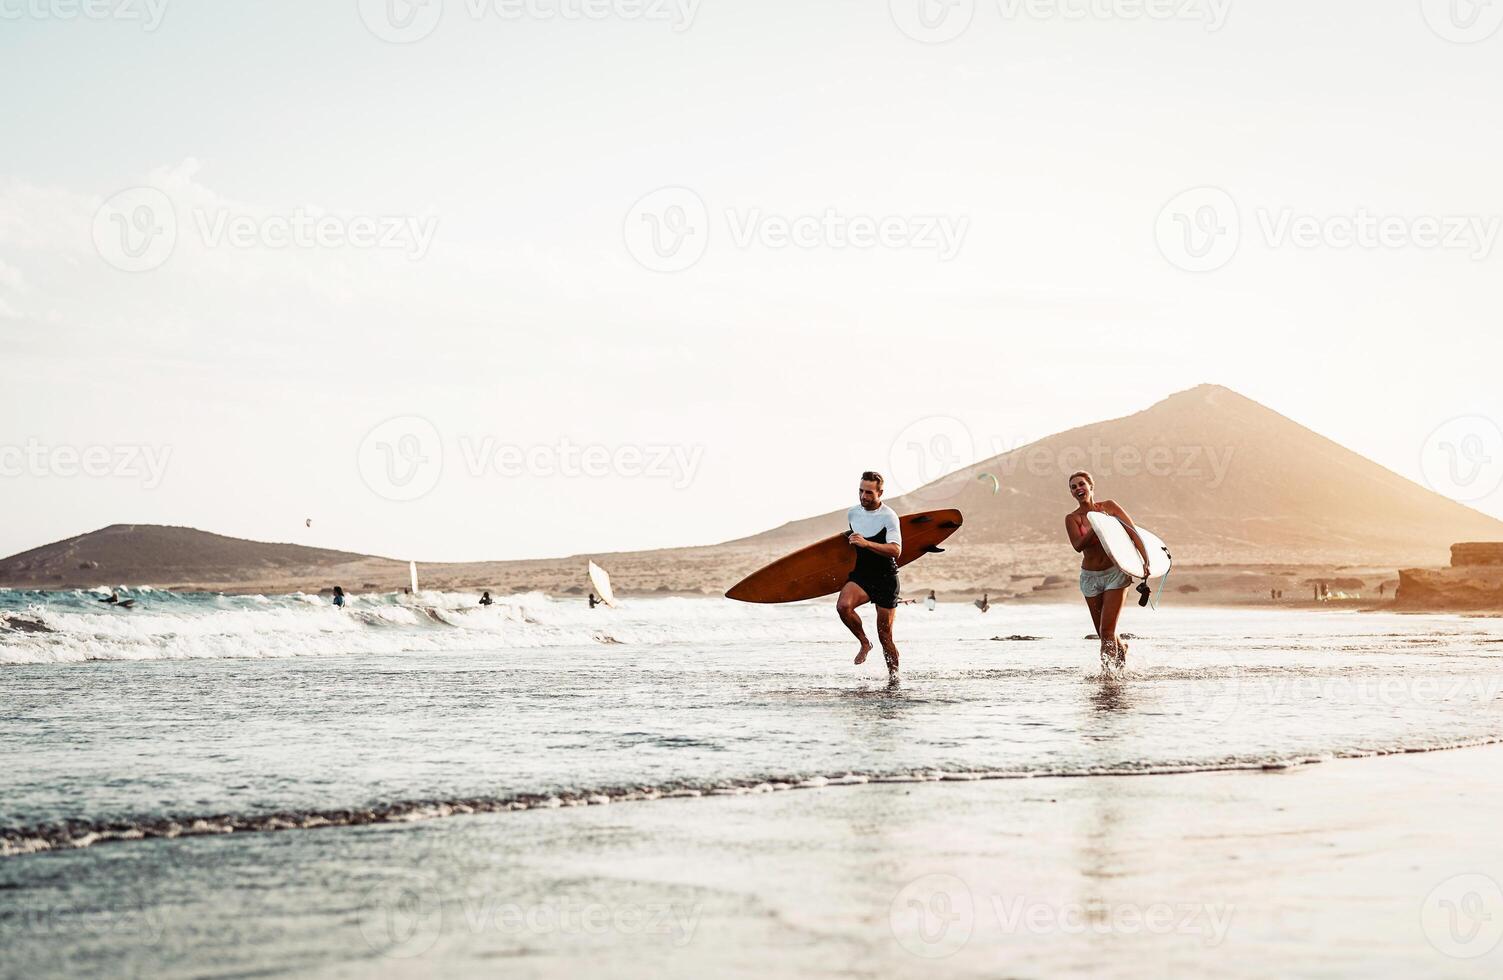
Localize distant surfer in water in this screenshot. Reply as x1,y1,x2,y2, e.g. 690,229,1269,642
480,591,493,606
332,586,346,609
1064,470,1149,671
837,471,903,684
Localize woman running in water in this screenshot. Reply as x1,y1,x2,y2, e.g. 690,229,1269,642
1064,470,1149,670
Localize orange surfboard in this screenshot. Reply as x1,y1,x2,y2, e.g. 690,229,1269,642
725,509,963,604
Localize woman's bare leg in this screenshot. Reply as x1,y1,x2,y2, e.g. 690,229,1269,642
1085,594,1104,636
1099,587,1127,666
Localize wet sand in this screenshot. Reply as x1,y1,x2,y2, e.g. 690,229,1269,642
7,744,1502,978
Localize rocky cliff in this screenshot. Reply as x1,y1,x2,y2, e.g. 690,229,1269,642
1398,542,1503,610
1451,542,1503,568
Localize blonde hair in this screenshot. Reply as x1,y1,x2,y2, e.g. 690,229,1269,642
1068,470,1094,487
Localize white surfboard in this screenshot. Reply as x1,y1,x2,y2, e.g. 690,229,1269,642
588,561,618,608
1086,512,1172,580
409,561,420,594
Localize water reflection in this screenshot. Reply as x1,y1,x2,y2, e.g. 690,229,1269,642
1089,679,1136,714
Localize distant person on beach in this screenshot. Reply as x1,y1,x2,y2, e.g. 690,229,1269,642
975,593,990,613
835,471,904,686
926,590,937,612
332,586,345,608
480,591,493,606
1064,470,1150,671
1378,583,1386,599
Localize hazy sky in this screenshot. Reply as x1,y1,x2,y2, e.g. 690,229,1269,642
2,0,1501,563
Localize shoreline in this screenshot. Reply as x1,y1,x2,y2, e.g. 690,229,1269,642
266,741,1503,977
0,555,1444,609
6,743,1503,977
7,733,1502,861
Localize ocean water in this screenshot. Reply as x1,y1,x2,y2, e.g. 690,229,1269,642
3,589,1502,859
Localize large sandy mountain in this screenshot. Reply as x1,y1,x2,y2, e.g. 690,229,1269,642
741,384,1503,564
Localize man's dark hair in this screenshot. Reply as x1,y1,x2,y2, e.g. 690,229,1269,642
861,471,884,491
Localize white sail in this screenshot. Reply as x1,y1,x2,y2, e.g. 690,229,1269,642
409,561,419,594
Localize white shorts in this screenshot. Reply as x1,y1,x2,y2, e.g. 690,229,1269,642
1080,567,1132,598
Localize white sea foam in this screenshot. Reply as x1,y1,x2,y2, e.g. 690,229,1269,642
2,590,1499,668
0,589,862,664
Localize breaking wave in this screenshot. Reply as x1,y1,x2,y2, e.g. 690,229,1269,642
0,588,840,664
6,736,1500,858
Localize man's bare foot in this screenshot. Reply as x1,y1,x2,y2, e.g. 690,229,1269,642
854,640,873,665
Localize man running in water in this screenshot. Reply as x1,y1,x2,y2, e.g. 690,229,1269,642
836,471,904,685
1064,470,1149,671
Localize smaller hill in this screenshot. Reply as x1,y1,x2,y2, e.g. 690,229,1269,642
0,524,406,591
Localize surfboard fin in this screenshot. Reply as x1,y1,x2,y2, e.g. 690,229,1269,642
925,546,946,554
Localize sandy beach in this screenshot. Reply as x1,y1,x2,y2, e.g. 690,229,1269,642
323,745,1503,978
3,745,1499,978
